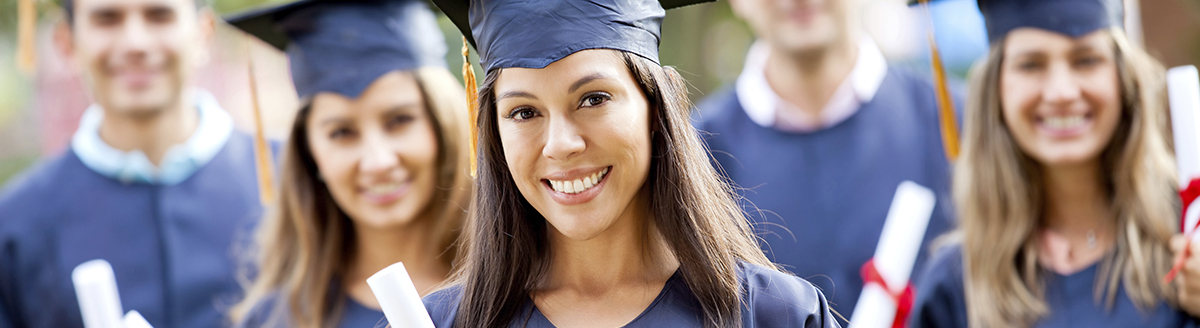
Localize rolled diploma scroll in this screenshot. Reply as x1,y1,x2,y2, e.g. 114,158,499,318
123,311,154,328
367,262,435,328
847,181,937,328
72,259,124,328
1168,65,1200,236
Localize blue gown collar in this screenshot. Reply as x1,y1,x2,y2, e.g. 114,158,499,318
70,89,234,186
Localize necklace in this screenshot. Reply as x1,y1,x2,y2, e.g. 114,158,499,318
1087,229,1097,249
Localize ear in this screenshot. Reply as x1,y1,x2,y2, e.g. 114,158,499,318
52,20,75,67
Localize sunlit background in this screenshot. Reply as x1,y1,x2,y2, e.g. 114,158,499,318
0,0,1197,184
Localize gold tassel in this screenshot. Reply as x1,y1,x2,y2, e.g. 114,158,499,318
921,0,960,162
462,37,479,178
17,0,37,75
246,38,276,205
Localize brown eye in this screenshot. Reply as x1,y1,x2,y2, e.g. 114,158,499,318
505,107,540,122
580,93,611,108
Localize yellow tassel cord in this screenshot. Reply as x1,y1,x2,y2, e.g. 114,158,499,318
920,0,960,162
245,39,276,205
17,0,37,75
462,37,479,178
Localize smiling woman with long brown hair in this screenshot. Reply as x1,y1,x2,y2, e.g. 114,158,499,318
223,1,471,327
421,0,838,327
909,0,1200,327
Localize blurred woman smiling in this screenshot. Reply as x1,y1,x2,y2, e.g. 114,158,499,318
225,1,471,327
910,0,1200,327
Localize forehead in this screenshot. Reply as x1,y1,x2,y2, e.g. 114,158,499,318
1004,28,1113,56
310,71,425,116
495,50,631,95
74,0,196,11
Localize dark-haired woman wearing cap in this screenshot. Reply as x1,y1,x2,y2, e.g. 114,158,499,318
420,0,839,327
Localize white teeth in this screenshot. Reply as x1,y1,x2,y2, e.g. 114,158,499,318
366,183,400,195
548,167,610,194
1043,114,1087,130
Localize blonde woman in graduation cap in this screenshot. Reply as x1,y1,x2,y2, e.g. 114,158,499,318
224,0,471,327
910,0,1200,327
421,0,839,327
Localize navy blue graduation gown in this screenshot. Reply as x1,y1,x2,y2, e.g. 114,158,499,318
910,246,1200,328
692,68,960,315
235,294,387,328
0,132,265,328
422,261,840,328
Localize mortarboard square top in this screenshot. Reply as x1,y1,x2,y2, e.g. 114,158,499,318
227,0,447,100
976,0,1124,42
434,0,711,73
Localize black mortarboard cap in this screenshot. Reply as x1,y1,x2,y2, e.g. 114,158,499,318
226,0,447,99
432,0,711,72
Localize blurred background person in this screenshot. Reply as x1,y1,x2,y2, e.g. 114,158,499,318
691,0,962,317
0,0,272,327
910,0,1200,326
224,0,471,327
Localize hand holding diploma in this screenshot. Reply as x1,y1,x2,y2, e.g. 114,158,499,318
1165,65,1200,284
368,262,436,328
849,181,936,328
71,260,156,328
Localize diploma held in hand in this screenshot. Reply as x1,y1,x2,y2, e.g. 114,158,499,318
1165,65,1200,283
72,260,125,328
848,181,936,328
368,262,436,328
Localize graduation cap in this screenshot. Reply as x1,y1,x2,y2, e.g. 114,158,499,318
976,0,1123,42
434,0,711,73
226,0,448,100
225,0,448,200
432,0,711,176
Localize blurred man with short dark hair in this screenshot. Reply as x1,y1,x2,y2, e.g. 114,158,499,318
0,0,268,326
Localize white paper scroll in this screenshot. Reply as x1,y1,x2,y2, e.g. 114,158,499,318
122,311,153,328
1169,65,1200,235
367,262,435,328
848,181,937,328
72,260,125,328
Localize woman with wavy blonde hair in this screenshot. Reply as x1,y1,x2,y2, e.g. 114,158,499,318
910,0,1199,327
223,1,471,327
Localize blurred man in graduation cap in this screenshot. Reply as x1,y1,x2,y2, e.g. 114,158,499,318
222,0,472,327
691,0,963,318
0,0,272,327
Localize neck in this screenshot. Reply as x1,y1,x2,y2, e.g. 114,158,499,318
762,36,858,116
97,91,199,165
543,196,678,292
343,212,450,307
1041,160,1112,232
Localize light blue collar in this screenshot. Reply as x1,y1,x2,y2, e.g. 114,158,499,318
71,89,234,185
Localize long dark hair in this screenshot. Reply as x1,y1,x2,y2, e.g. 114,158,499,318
445,51,774,328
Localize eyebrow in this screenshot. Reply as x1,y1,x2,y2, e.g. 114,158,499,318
497,91,538,101
568,73,612,93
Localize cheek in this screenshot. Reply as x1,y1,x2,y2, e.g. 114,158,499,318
402,121,441,178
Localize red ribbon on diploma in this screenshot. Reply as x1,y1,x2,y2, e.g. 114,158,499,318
1165,178,1200,284
861,259,914,328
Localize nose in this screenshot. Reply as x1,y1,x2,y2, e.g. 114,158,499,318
542,115,586,161
1042,62,1083,106
115,15,152,59
359,131,400,175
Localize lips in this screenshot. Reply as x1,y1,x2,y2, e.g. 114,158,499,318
542,166,612,205
360,181,411,204
1036,112,1093,137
